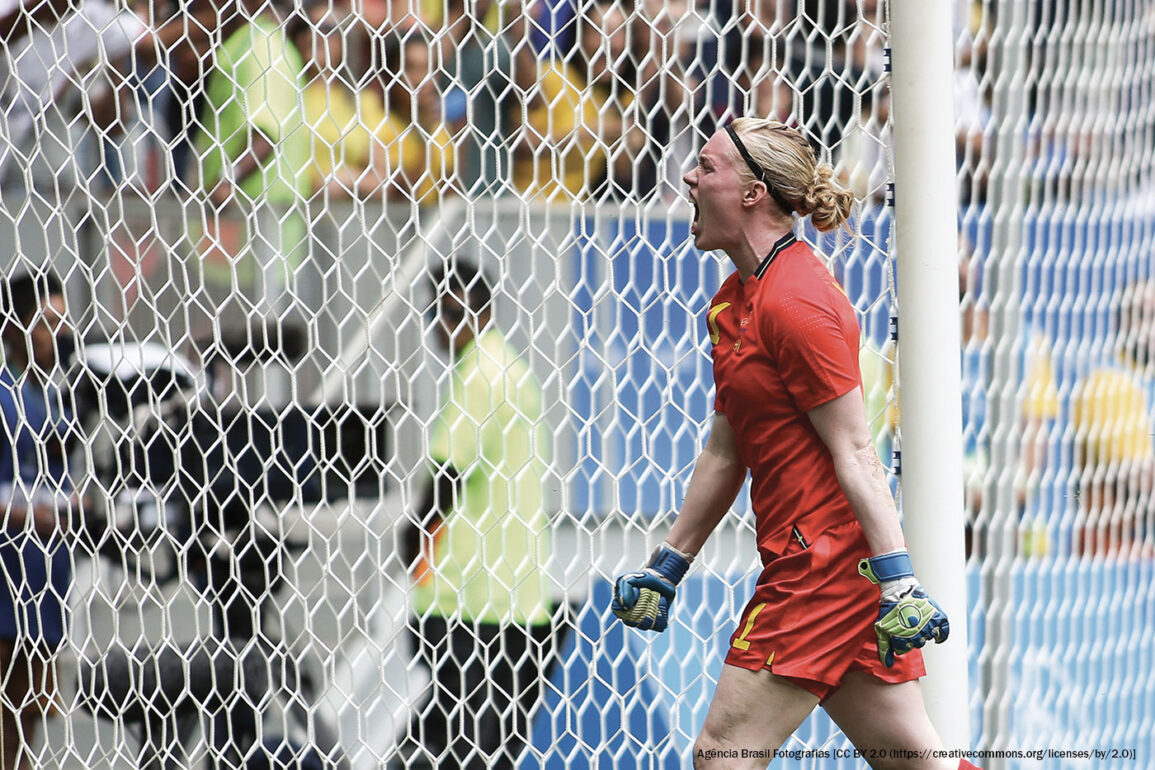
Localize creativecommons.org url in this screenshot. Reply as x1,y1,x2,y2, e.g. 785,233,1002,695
931,749,1138,762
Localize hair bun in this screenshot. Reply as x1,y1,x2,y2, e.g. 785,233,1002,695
804,165,854,232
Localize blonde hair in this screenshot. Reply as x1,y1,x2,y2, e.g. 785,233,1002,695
728,117,854,232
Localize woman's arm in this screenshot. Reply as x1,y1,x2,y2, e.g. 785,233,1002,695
807,388,906,555
663,411,748,555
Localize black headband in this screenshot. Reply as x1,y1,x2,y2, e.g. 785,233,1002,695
724,124,794,215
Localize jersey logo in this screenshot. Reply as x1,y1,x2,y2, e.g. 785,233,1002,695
707,302,731,345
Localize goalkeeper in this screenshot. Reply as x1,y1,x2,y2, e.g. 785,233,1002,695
613,119,976,770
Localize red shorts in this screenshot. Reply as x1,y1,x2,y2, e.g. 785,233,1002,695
724,520,926,700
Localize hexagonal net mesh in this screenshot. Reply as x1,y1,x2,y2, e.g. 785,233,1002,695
0,0,1152,767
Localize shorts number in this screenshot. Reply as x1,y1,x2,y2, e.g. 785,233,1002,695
732,602,767,651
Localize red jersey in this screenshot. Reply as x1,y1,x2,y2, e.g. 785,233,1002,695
709,234,863,563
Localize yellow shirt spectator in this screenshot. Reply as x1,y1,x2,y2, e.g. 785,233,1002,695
301,82,407,197
394,122,457,206
513,60,605,201
1073,367,1153,470
385,31,459,205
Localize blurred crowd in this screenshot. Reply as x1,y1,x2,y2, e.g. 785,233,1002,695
0,0,1000,207
4,0,1145,210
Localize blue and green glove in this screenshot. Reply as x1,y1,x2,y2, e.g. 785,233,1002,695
611,543,694,632
858,550,950,667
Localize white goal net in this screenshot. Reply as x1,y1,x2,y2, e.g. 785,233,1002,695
0,0,1151,768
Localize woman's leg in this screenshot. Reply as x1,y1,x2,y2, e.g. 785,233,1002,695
694,663,819,769
822,670,956,770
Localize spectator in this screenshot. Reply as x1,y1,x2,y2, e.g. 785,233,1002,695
107,1,255,192
0,0,147,192
359,0,421,35
506,0,601,200
382,28,458,206
0,0,247,194
124,1,248,185
844,0,885,80
663,0,726,132
716,1,797,133
1070,280,1155,557
192,0,310,307
452,0,621,200
195,0,308,209
430,0,517,195
571,0,648,199
630,0,708,197
0,270,78,770
292,4,402,200
769,0,872,152
954,1,992,206
610,0,687,200
513,0,579,58
737,0,793,36
392,258,556,770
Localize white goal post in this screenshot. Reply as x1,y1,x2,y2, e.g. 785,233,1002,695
889,0,970,750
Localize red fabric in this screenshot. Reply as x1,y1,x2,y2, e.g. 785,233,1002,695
723,520,925,698
709,240,864,562
710,241,922,696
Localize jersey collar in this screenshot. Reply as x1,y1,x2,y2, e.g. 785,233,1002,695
752,232,798,280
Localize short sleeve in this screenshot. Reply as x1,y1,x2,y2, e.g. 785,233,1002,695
771,292,861,413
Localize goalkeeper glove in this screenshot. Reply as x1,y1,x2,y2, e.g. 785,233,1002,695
858,550,950,667
611,543,693,632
